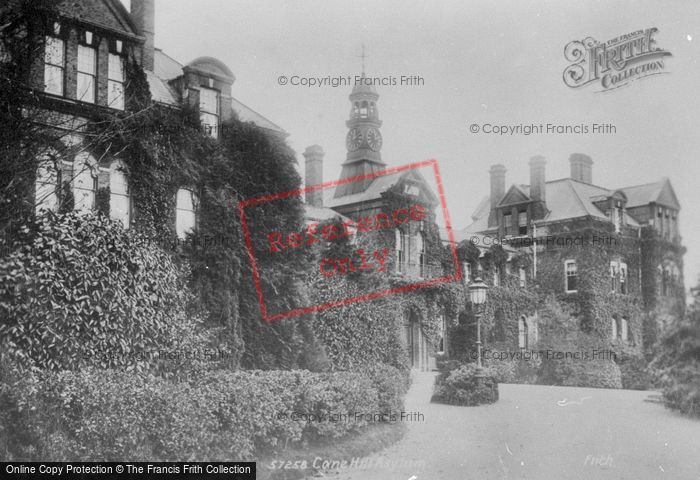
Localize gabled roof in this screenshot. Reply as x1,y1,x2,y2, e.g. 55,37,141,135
324,168,438,209
497,184,531,206
621,178,680,210
150,50,287,136
58,0,140,39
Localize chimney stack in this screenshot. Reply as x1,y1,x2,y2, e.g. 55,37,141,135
131,0,155,71
303,145,324,207
529,156,547,219
569,153,593,184
488,164,506,227
529,156,546,203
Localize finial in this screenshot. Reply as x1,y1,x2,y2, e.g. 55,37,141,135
357,45,367,76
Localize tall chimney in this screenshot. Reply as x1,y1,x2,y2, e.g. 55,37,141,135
569,153,593,184
529,156,547,219
303,145,324,207
131,0,155,71
488,164,506,227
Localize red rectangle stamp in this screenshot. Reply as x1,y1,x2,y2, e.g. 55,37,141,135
238,159,461,322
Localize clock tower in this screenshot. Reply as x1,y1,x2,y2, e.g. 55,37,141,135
334,73,386,197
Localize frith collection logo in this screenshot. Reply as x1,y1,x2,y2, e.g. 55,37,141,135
563,28,672,92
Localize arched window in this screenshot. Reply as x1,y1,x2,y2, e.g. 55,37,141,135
360,101,368,117
72,152,97,213
395,228,405,273
611,317,618,340
518,316,528,349
35,150,61,215
109,161,130,228
176,188,198,239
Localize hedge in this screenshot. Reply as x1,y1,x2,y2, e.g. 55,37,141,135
0,362,408,461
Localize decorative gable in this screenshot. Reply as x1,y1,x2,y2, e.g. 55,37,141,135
498,185,531,207
656,179,680,210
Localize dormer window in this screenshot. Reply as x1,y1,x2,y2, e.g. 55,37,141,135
503,212,513,236
518,210,527,235
199,86,219,138
610,200,624,232
404,183,420,196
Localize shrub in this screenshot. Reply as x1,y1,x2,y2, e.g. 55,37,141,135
0,362,406,461
618,353,655,390
431,363,499,406
651,312,700,417
360,363,409,414
0,211,197,371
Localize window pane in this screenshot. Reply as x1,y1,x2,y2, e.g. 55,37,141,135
73,154,96,213
176,189,197,239
199,87,218,114
77,45,96,74
110,166,129,195
108,81,124,110
77,73,95,103
45,36,64,65
200,112,218,138
108,54,124,81
44,65,63,95
110,192,130,227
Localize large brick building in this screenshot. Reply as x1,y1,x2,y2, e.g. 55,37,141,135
22,0,284,236
459,154,685,356
302,75,451,371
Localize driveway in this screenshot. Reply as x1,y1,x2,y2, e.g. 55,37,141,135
323,372,700,480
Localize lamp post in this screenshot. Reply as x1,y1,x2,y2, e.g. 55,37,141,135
468,277,488,373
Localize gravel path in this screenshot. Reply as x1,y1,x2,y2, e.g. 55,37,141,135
322,371,700,480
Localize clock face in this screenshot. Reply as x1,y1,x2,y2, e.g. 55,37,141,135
366,128,383,151
346,128,362,151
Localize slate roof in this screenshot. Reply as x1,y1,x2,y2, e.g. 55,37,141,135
149,50,287,136
466,177,644,233
620,178,679,209
304,204,349,224
324,172,403,208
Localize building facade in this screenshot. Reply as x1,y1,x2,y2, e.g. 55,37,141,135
19,0,284,238
302,75,450,371
460,154,685,357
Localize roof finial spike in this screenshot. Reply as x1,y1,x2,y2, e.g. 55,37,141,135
358,44,367,76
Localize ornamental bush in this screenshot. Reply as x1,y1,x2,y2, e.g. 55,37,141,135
0,362,406,461
431,363,499,406
651,310,700,417
0,211,202,371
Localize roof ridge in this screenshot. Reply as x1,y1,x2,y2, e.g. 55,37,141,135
618,179,664,190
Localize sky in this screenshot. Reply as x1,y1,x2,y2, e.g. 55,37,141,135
122,0,700,291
